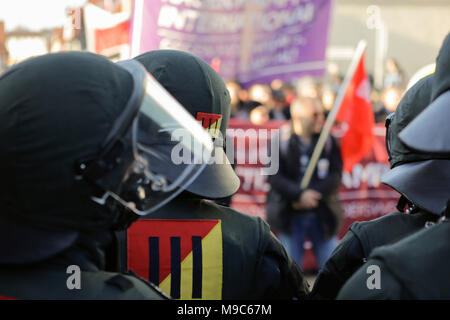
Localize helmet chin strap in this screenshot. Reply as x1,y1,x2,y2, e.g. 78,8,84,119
446,200,450,218
396,195,419,214
438,200,450,224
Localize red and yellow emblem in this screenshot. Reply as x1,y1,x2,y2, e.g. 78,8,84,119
127,219,223,300
196,112,222,139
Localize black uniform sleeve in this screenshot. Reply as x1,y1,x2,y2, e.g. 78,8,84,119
252,218,309,299
309,229,365,299
337,259,412,300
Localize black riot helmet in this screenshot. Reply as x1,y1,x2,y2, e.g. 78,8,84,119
399,99,450,219
397,34,450,218
431,32,450,102
383,74,435,168
381,48,450,215
0,52,212,264
133,50,240,200
400,33,450,156
399,90,450,156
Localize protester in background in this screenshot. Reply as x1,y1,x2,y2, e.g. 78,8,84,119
381,85,403,112
296,76,320,99
268,89,291,121
320,83,336,116
226,79,245,118
238,85,249,104
281,82,297,106
248,83,273,106
250,105,270,125
384,58,406,89
267,96,342,271
231,100,261,119
270,78,284,91
327,62,344,94
370,89,390,123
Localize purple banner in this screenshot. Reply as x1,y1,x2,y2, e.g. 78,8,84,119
131,0,332,86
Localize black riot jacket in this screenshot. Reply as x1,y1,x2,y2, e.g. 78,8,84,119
0,231,167,300
337,221,450,300
119,197,309,300
309,209,437,299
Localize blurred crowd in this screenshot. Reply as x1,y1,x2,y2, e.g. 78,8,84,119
227,57,407,125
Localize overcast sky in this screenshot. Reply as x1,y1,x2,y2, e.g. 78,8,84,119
0,0,87,31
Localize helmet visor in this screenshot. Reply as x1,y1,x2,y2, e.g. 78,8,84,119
96,71,213,215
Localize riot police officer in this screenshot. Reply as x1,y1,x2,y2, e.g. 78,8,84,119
0,51,213,299
337,32,450,299
309,73,441,299
118,50,308,300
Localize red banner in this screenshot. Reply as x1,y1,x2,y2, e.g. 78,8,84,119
227,119,399,270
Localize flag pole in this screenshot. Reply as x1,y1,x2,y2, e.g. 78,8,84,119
130,0,144,58
300,40,367,190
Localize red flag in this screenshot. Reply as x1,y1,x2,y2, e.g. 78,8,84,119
83,3,130,57
210,57,221,73
336,52,375,172
94,20,129,53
